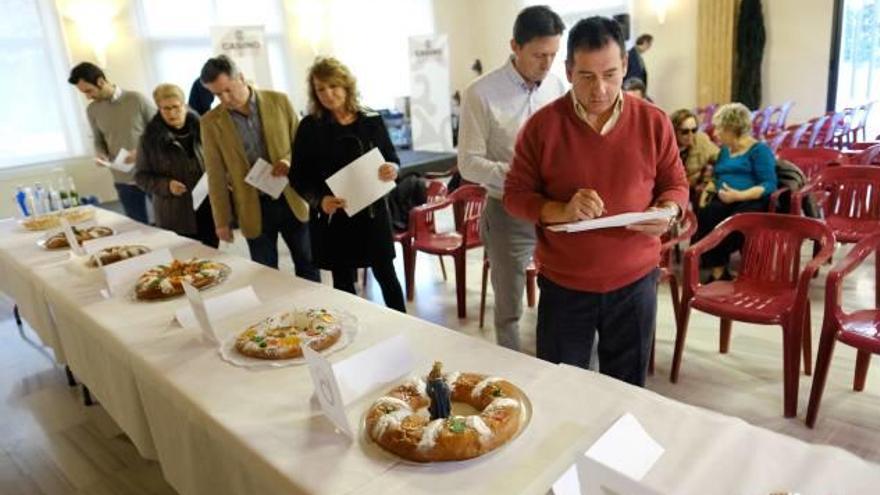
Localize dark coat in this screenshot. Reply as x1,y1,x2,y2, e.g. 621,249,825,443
625,46,648,89
291,111,398,269
135,111,212,235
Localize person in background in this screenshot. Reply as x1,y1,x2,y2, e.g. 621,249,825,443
135,83,218,248
622,77,649,101
624,33,653,90
669,108,719,206
68,62,153,223
504,17,688,386
458,5,567,352
199,55,320,281
188,77,215,115
291,57,405,312
693,102,777,282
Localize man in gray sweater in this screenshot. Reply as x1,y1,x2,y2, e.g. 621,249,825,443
68,62,154,223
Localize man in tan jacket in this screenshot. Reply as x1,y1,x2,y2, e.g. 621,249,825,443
199,55,320,281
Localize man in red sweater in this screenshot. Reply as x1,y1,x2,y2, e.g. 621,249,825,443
504,17,688,386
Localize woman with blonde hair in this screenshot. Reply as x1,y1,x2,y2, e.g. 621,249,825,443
135,83,217,247
291,57,405,312
693,102,777,281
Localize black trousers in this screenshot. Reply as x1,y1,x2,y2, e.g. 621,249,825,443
536,270,659,387
331,257,406,313
182,200,219,248
245,196,321,282
695,196,768,267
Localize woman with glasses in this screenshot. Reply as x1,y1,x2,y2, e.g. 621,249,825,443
692,103,777,282
135,83,218,247
670,108,719,193
291,57,405,312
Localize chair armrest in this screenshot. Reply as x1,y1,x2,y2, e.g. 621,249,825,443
682,223,734,295
768,186,790,213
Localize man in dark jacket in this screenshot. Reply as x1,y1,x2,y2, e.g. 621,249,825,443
624,33,653,90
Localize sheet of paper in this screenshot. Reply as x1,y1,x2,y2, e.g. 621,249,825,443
97,149,135,174
59,218,85,256
82,230,144,254
550,464,580,495
191,174,209,211
175,286,260,331
547,208,676,233
433,205,456,234
333,333,415,405
244,158,288,199
102,247,173,296
584,413,664,481
576,456,664,495
182,281,217,344
303,344,354,438
325,147,395,217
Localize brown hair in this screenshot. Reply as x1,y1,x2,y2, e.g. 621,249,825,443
670,108,698,131
306,57,360,118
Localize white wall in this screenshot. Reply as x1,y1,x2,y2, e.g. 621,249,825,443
763,0,834,124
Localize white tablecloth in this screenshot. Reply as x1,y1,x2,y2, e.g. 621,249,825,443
3,208,880,494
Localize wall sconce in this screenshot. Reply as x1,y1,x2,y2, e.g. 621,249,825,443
650,0,671,24
59,0,119,67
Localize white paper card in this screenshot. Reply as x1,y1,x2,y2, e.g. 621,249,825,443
325,147,394,217
433,205,456,234
182,281,217,343
82,230,144,254
303,344,353,438
97,149,135,174
333,333,415,405
175,286,260,331
576,457,664,495
191,174,209,211
59,218,86,256
102,248,173,296
551,464,580,495
548,208,676,233
584,413,664,481
244,158,288,199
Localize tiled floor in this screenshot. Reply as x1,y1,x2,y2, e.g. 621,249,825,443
2,231,878,494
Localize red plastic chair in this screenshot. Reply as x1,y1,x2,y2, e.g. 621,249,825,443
853,144,880,165
769,101,794,135
849,102,875,143
805,232,880,427
769,147,843,214
786,121,812,148
478,256,537,329
392,180,448,299
407,185,487,318
752,106,776,138
806,115,830,148
793,166,880,245
649,209,698,375
671,213,835,417
766,130,790,153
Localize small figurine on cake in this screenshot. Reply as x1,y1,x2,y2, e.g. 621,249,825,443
427,361,451,420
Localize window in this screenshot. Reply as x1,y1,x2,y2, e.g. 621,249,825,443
136,0,290,103
0,0,84,168
831,0,880,137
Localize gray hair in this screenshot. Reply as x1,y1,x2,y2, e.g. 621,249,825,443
199,55,241,85
712,102,753,138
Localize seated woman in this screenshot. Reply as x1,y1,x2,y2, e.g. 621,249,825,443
291,57,406,312
670,109,719,202
135,84,218,247
693,102,777,281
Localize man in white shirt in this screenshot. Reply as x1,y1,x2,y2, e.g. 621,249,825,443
458,5,567,351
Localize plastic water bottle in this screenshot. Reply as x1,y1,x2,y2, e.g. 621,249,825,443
67,176,80,207
15,186,29,216
33,183,47,215
48,183,62,211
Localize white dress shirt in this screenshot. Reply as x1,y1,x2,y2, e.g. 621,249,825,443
457,58,566,199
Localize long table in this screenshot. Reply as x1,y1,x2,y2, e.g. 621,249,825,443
2,208,879,494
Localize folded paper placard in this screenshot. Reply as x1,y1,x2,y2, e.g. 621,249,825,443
175,285,260,334
303,344,354,438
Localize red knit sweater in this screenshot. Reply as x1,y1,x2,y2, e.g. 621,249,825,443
504,93,689,293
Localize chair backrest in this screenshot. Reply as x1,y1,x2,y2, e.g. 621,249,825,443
787,121,812,148
752,105,776,138
807,115,831,148
448,184,486,248
775,101,795,132
426,180,447,203
853,102,874,131
811,166,880,221
855,144,880,165
767,130,790,153
720,213,835,288
777,147,843,179
765,106,784,135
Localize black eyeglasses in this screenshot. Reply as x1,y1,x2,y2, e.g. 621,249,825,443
678,127,698,135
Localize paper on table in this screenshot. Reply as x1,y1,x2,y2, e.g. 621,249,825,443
303,344,354,438
244,158,288,199
59,218,86,256
191,174,209,211
182,281,218,344
97,149,135,174
102,247,174,296
175,285,260,331
332,333,415,405
576,457,664,495
325,147,394,217
584,413,664,481
547,208,676,233
82,230,144,254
